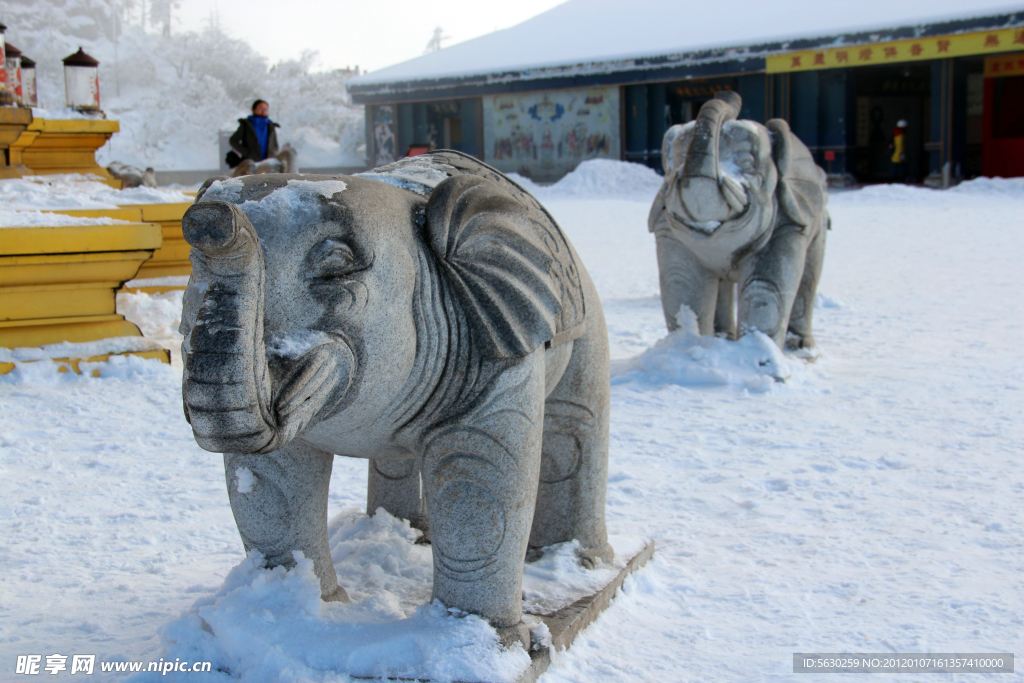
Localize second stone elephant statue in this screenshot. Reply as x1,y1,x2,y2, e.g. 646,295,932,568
178,151,612,649
649,91,829,350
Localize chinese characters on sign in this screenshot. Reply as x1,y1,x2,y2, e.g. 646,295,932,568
984,52,1024,77
767,28,1024,73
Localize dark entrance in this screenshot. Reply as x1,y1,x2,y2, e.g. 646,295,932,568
851,63,932,183
394,99,482,159
623,75,766,172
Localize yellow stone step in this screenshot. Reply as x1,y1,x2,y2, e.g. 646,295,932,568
43,203,195,284
0,220,163,358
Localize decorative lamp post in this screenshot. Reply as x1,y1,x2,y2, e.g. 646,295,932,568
62,47,100,112
20,54,36,107
0,22,11,106
4,42,22,105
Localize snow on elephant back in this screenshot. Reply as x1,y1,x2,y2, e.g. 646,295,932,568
178,151,612,650
649,90,829,352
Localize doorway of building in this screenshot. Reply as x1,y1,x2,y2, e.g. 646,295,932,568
852,64,931,183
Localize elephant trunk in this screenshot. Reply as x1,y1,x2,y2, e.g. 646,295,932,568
678,91,746,224
180,200,278,454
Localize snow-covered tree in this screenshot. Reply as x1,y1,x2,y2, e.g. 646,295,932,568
0,0,365,169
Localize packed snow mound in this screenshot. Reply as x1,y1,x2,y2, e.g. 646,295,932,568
511,159,663,201
833,176,1024,206
31,106,106,121
0,174,192,210
0,210,130,227
611,329,793,392
0,353,174,385
138,509,530,683
137,507,647,682
949,176,1024,196
522,536,648,614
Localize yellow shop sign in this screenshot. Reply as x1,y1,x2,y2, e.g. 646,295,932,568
767,28,1024,73
984,52,1024,77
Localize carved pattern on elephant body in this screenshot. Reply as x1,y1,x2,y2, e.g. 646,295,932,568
372,458,417,480
423,429,522,582
540,398,595,484
178,156,612,642
392,151,587,345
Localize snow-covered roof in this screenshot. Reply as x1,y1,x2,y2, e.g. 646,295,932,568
350,0,1024,95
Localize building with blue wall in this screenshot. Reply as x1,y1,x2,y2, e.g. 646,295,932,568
349,1,1024,184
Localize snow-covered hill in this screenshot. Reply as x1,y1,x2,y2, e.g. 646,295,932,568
0,0,365,170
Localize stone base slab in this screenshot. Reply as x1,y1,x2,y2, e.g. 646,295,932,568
353,538,655,683
518,539,654,683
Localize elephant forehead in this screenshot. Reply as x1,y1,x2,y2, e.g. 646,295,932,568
722,120,770,151
202,175,413,244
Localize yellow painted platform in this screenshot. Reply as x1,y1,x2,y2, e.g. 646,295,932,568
0,221,165,357
127,202,193,279
0,107,34,179
120,284,187,295
45,202,194,282
14,118,122,188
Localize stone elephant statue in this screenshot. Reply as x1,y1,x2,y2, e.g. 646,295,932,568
178,151,612,649
648,91,829,350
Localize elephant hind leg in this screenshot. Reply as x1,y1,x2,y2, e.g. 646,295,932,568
530,331,612,567
786,224,827,350
366,458,428,537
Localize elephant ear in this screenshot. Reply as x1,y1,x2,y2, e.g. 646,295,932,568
425,174,563,358
767,119,828,229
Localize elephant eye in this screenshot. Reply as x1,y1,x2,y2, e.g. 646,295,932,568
732,152,756,173
308,239,365,278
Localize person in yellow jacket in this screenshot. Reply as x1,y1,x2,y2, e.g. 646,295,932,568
890,119,907,182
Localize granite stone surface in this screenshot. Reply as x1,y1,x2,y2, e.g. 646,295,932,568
649,91,829,351
178,151,613,649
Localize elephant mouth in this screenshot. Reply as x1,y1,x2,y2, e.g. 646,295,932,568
673,186,751,235
264,330,357,448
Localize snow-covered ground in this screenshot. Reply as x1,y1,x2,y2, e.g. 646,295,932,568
1,164,1021,682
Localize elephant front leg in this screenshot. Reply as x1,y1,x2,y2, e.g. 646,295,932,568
655,230,718,334
737,224,811,349
421,360,545,649
224,440,346,602
366,458,427,536
714,279,737,339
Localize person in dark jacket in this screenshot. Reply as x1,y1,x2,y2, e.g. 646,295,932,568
229,99,280,163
